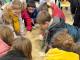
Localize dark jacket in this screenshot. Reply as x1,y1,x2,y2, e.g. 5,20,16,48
68,0,78,14
45,19,65,44
0,50,27,60
27,9,38,22
69,0,80,28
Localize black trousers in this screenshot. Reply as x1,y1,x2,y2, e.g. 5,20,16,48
73,14,80,28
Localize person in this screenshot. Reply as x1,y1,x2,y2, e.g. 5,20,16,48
73,0,80,28
36,10,80,52
0,37,32,60
68,0,78,15
21,0,38,31
1,0,24,35
0,25,14,57
39,1,65,22
51,0,61,8
27,1,38,26
44,29,79,60
48,29,75,51
68,0,80,28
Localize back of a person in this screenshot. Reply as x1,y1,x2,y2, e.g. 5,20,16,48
44,48,79,60
0,25,14,57
44,29,80,60
0,50,26,60
51,3,65,20
0,37,32,60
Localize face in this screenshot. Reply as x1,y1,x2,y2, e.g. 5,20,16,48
27,6,35,13
11,4,21,16
41,22,49,31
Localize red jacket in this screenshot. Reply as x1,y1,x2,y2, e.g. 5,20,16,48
21,9,32,31
51,3,65,20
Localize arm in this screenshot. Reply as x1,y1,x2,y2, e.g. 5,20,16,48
21,9,32,31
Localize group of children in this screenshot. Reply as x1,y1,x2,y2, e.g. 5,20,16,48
0,0,80,60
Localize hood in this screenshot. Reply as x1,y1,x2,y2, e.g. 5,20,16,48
48,17,65,31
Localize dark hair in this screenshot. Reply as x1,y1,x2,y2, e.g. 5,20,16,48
12,37,32,60
27,0,36,8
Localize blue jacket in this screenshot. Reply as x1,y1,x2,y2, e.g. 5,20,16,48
44,19,79,45
27,9,38,21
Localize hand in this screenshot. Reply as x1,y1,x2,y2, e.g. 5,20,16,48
27,31,31,34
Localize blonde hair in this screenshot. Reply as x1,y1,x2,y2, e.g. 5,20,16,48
0,25,14,46
12,37,32,60
12,0,22,9
51,29,74,51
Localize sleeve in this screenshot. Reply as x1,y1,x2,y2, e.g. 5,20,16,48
21,9,32,31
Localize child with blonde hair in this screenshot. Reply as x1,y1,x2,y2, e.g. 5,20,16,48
0,37,32,60
0,25,14,57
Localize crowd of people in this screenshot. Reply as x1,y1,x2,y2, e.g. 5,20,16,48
0,0,80,60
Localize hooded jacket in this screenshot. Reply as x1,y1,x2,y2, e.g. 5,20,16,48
21,9,32,31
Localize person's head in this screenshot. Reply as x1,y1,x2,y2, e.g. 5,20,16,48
36,10,51,31
39,2,52,16
0,25,14,46
12,37,32,60
39,3,48,11
50,29,75,51
27,1,36,13
11,0,22,16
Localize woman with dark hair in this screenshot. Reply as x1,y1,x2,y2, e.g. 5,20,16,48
0,37,32,60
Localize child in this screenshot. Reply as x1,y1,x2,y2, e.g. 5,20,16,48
27,1,38,26
50,29,75,51
21,0,38,31
1,0,25,35
0,37,32,60
44,29,79,60
36,10,79,52
39,2,65,21
0,25,14,57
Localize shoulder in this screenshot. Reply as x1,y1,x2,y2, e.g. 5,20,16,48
0,50,26,60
